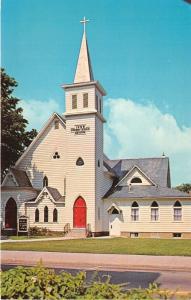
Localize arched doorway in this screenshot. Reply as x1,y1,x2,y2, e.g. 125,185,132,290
73,197,87,228
5,198,17,229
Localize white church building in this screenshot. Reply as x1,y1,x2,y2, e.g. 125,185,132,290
1,20,191,238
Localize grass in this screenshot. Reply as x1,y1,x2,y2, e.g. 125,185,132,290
2,237,191,256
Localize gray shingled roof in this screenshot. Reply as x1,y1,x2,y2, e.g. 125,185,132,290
104,157,170,188
46,187,64,202
104,185,191,199
10,168,32,187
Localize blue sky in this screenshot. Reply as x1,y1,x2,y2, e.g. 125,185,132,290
2,0,191,185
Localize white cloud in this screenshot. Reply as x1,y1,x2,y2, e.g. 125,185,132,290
20,98,61,130
104,98,191,186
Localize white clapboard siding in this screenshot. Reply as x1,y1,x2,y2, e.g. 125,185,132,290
103,198,191,232
17,117,67,195
64,113,96,231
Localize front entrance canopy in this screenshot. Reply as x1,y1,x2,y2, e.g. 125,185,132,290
107,203,122,215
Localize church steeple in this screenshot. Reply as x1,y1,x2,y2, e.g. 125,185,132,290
74,17,94,83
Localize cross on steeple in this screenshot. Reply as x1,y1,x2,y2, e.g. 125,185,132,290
80,16,89,33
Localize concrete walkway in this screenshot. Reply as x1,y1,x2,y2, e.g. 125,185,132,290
0,236,81,243
2,251,191,272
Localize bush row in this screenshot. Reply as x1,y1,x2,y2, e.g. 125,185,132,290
1,264,188,299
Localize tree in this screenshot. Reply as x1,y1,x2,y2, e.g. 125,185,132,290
176,183,191,194
1,68,37,178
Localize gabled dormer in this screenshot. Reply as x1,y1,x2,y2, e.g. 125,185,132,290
116,165,156,187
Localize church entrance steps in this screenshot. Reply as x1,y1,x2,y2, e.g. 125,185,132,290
66,228,87,238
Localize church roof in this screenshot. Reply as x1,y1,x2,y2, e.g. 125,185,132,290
104,185,190,199
74,31,94,83
46,187,64,202
104,157,170,188
10,168,32,187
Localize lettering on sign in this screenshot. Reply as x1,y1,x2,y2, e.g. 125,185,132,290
71,124,90,135
18,216,28,232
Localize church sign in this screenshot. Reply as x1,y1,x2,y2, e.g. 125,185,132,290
71,124,90,135
18,216,29,232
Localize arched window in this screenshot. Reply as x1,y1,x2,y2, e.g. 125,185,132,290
76,157,84,166
174,201,182,221
35,208,39,222
131,177,142,184
5,198,17,229
44,206,48,222
43,176,48,187
53,208,58,222
151,201,159,221
131,201,139,221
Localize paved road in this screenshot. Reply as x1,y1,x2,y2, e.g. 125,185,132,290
2,265,191,292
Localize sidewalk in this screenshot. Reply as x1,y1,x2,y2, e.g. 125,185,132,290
2,251,191,272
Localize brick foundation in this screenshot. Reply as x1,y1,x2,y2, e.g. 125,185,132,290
120,231,191,239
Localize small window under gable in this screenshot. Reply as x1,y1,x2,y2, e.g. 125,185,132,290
111,208,119,215
43,176,48,187
54,120,59,129
131,177,142,184
76,157,84,166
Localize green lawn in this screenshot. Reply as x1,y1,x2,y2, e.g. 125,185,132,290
2,237,191,256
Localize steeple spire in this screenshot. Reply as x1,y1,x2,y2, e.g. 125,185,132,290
74,17,94,83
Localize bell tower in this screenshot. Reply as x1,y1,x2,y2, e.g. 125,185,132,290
62,17,106,234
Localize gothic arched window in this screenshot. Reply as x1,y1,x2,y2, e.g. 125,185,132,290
43,176,48,187
173,201,182,221
76,157,84,166
151,201,159,221
44,206,48,222
53,208,58,222
131,201,139,221
35,208,39,222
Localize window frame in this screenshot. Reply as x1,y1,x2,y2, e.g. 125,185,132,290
131,201,139,221
151,201,159,221
35,208,39,222
53,208,58,222
173,201,182,221
44,206,49,222
72,94,77,109
43,176,48,187
83,93,88,108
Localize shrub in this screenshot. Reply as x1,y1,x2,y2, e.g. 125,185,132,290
1,265,189,299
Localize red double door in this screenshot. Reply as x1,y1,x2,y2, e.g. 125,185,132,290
73,197,87,228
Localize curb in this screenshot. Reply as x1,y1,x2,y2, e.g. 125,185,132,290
2,260,191,273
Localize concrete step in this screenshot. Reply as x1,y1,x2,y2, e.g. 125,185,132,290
66,228,87,238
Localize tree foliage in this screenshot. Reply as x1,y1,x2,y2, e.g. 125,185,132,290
1,68,37,178
176,183,191,194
